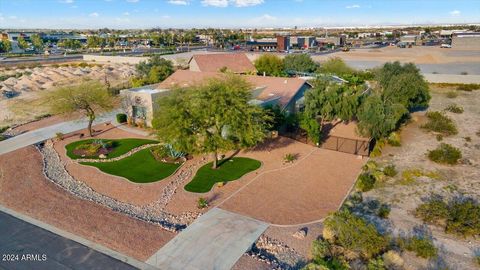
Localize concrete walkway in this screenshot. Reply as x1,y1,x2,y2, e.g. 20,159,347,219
0,111,119,156
146,208,268,270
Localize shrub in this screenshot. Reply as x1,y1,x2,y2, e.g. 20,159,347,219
460,71,468,75
370,139,386,158
383,164,397,177
445,198,480,237
383,251,404,269
197,197,208,209
436,134,443,141
387,132,401,146
444,104,463,114
363,160,378,172
456,83,480,91
0,125,10,133
367,257,385,270
0,135,6,141
311,239,332,259
416,196,480,237
464,136,471,142
116,113,127,123
377,204,391,219
400,168,440,185
421,111,458,136
475,255,480,267
428,143,462,165
324,210,387,259
445,91,458,98
403,236,437,259
55,132,64,141
415,196,449,224
357,173,376,192
283,153,297,163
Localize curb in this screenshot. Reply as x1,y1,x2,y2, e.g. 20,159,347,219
0,204,158,270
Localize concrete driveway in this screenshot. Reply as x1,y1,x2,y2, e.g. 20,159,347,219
146,208,268,270
0,111,119,156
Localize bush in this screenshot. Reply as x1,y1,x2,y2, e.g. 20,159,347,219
444,104,463,114
55,132,64,141
445,91,458,98
377,204,391,219
324,210,387,259
367,257,385,270
475,255,480,267
415,196,449,223
283,153,297,163
421,111,458,136
370,139,386,158
383,251,404,269
197,197,208,209
383,164,397,177
416,196,480,237
428,143,462,165
357,173,376,192
387,132,401,146
311,239,332,259
0,125,10,133
116,113,127,123
456,83,480,91
402,236,437,259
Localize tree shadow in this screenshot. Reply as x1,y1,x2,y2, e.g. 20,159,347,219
245,136,297,153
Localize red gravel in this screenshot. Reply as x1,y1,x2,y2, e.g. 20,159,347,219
0,146,175,261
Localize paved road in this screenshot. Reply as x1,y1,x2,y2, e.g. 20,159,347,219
0,211,138,270
0,111,119,156
146,208,268,270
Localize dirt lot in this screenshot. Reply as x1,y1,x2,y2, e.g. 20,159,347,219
0,146,174,261
362,86,480,269
311,46,480,65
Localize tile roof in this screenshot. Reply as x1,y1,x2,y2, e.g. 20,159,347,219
189,53,256,73
156,70,308,108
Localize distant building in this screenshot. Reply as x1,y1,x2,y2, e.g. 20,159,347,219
452,32,480,49
296,36,316,49
188,53,256,74
316,35,346,47
400,35,421,46
246,38,277,51
276,35,290,52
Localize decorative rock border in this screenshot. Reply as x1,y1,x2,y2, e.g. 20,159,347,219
37,140,200,232
75,143,162,163
248,235,306,270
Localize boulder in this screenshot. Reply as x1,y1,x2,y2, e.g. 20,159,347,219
99,154,107,159
292,227,307,239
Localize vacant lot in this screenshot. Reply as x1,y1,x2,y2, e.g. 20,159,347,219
362,86,480,269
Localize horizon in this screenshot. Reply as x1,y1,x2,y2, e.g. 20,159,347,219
0,0,479,29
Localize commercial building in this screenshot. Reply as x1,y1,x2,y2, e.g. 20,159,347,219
276,35,290,52
451,33,480,49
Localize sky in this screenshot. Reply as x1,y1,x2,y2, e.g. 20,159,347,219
0,0,479,29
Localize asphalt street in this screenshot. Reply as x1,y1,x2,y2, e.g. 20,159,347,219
0,211,138,270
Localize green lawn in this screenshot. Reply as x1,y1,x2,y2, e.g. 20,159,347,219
66,138,158,159
80,148,181,183
184,157,261,193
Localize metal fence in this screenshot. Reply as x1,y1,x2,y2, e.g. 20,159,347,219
320,135,371,156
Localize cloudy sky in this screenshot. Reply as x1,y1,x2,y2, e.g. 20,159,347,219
0,0,479,29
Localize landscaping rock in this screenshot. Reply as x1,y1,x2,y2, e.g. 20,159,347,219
292,227,307,239
99,154,107,159
36,140,200,233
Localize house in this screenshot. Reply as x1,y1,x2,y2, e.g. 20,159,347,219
121,70,312,127
188,53,256,74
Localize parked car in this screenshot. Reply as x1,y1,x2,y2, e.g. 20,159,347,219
440,43,452,48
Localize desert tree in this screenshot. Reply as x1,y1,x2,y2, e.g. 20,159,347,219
153,74,271,169
30,34,44,52
17,36,29,50
254,54,285,77
283,53,318,74
47,80,115,137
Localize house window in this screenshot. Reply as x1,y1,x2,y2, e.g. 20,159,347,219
132,106,147,119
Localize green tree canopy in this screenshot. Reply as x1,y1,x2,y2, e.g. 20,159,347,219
46,80,114,137
17,36,29,50
300,79,360,143
132,55,174,87
283,53,318,74
87,36,105,48
152,75,271,169
318,57,355,76
30,34,44,51
0,40,12,53
376,61,430,110
60,39,82,50
356,94,408,139
254,54,285,77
